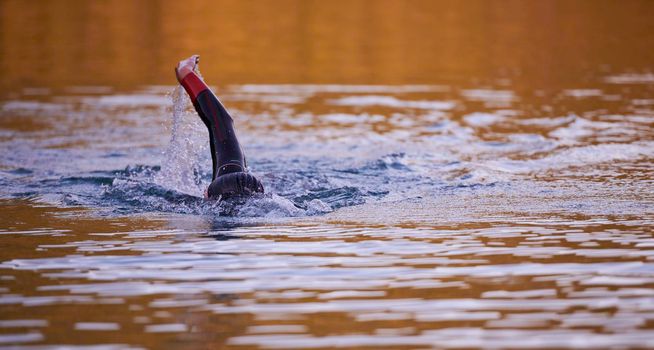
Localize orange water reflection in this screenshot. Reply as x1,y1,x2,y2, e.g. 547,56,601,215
2,0,654,93
2,1,654,349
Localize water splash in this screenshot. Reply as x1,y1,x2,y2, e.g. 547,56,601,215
153,85,208,197
105,79,322,217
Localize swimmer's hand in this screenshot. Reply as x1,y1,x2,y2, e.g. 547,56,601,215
175,55,200,83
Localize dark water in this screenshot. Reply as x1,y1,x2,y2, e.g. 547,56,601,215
1,1,654,349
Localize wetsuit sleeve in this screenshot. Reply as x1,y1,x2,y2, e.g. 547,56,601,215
179,72,209,103
180,72,246,181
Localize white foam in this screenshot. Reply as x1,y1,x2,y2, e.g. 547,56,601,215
144,323,188,333
463,112,507,127
485,141,654,174
318,290,386,299
83,94,170,107
461,89,516,102
247,325,307,334
563,89,603,98
0,332,43,344
482,289,556,299
320,113,385,124
329,95,455,110
0,320,48,328
1,101,67,113
231,84,448,94
227,329,654,348
604,73,654,84
74,322,120,331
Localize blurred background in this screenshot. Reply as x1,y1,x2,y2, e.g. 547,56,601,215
2,0,653,92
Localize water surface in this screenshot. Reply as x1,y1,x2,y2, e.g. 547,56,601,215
1,1,654,349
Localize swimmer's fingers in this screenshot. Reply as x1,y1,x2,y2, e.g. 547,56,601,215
192,55,200,72
177,55,199,70
175,55,200,82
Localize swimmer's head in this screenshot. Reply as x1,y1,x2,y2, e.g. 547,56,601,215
206,172,264,200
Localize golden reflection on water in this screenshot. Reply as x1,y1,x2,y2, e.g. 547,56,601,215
1,1,654,349
2,200,653,349
2,0,654,92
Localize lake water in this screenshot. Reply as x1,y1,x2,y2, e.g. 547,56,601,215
1,1,653,349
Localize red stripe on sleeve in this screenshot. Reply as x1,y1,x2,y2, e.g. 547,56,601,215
180,72,209,102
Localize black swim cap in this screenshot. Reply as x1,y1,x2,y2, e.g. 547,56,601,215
207,172,264,199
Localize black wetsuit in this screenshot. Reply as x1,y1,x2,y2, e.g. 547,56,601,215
180,71,264,199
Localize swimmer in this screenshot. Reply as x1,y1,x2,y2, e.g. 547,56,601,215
175,55,264,200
